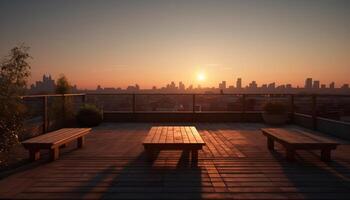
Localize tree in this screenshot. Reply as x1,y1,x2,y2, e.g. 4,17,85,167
55,74,71,94
0,45,31,153
52,74,74,127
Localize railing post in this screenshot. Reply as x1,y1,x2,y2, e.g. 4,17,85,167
132,93,136,113
312,95,317,130
290,94,295,123
43,96,48,133
82,94,87,104
192,94,196,113
241,94,246,122
62,94,66,125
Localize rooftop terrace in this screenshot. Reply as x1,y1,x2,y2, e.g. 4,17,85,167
0,123,349,199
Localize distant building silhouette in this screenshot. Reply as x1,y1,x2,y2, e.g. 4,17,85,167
30,74,55,94
268,82,275,89
313,80,320,89
179,82,185,91
305,78,313,89
236,78,242,89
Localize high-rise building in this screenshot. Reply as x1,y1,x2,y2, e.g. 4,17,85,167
313,80,320,89
30,74,55,93
341,84,349,89
249,81,258,89
219,81,226,90
236,78,242,89
268,82,275,89
330,82,335,89
305,78,312,89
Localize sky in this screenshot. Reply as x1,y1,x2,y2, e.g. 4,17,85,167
0,0,349,89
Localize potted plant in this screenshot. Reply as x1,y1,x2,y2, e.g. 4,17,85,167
76,104,103,127
262,101,289,125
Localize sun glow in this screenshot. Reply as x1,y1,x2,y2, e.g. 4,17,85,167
197,72,206,81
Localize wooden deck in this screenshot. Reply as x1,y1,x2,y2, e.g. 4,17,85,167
0,123,350,199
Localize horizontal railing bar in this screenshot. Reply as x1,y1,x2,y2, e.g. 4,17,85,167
20,93,350,99
21,93,86,99
86,93,350,97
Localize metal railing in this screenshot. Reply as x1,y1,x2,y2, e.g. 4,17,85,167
21,93,350,133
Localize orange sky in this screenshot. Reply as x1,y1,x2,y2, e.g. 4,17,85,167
1,0,349,89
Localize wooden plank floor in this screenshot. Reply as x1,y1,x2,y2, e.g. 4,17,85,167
0,123,350,199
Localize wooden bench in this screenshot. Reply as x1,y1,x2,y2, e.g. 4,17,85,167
22,128,91,161
143,126,205,164
261,128,339,162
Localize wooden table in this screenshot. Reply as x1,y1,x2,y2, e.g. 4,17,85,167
143,126,205,164
22,128,91,161
261,128,339,161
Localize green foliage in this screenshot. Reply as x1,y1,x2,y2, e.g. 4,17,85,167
0,45,31,153
76,104,103,127
55,74,71,94
263,101,288,115
51,75,75,127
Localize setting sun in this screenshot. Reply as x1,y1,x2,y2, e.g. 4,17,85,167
197,73,206,81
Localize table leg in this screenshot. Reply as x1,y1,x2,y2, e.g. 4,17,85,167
29,149,40,161
145,148,158,161
286,148,295,161
267,137,274,151
191,150,198,166
50,148,59,161
321,149,331,162
77,136,85,148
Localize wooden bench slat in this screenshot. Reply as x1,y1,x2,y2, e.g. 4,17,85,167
181,126,190,143
22,128,91,162
143,127,157,143
23,128,76,143
151,127,162,143
190,126,205,144
159,127,167,143
143,126,205,164
173,126,183,143
262,128,338,145
185,127,197,143
23,128,91,145
261,128,339,162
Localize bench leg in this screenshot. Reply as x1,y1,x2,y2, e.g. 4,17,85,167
50,148,59,161
286,148,295,161
191,150,198,166
77,136,85,148
321,149,331,162
182,150,190,162
267,137,274,151
29,149,40,161
145,148,158,161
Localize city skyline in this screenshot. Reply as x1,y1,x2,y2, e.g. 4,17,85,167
30,74,350,94
1,0,350,89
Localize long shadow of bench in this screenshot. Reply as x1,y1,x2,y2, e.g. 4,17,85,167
71,151,203,199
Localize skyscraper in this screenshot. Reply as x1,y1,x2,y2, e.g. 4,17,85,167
236,78,242,89
219,81,226,90
330,82,335,89
305,78,313,89
313,80,320,89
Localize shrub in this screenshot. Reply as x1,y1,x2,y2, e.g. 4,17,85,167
76,104,103,127
0,45,31,154
263,101,288,115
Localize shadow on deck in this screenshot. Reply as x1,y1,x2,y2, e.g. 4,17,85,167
0,123,349,199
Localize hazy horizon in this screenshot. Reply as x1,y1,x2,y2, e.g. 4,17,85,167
1,0,350,89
